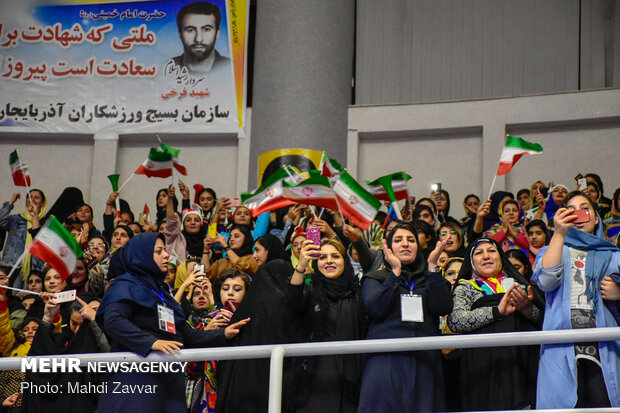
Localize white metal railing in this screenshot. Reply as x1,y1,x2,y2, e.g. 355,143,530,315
2,328,620,413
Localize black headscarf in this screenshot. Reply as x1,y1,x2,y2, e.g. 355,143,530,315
45,187,84,224
482,191,514,232
229,224,255,257
367,222,427,284
255,233,284,263
181,212,207,258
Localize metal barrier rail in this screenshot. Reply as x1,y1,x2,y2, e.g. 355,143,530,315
2,327,620,412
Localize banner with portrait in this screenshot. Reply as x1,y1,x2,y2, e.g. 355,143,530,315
0,0,249,134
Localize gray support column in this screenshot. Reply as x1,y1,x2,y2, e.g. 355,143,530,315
248,0,355,186
89,132,119,229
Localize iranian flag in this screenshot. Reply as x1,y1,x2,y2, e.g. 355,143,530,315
329,171,381,230
29,216,83,281
496,135,543,175
241,168,296,217
366,172,412,202
135,148,175,178
157,138,187,175
9,150,31,187
283,170,339,210
319,153,343,178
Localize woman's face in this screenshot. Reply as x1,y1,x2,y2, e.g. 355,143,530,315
220,276,246,304
464,196,479,214
508,257,525,275
317,244,345,280
233,207,252,226
585,184,599,203
89,237,107,262
292,235,306,259
165,264,176,284
44,269,66,293
27,274,43,293
229,229,245,250
566,195,598,234
70,310,83,335
502,203,520,224
192,286,211,310
434,193,447,212
552,186,568,205
418,209,435,226
443,261,462,286
391,228,418,264
438,251,449,267
157,190,169,208
112,228,130,248
253,242,268,267
199,192,215,212
21,297,35,311
183,214,202,234
527,225,546,248
22,321,39,342
27,190,44,210
71,260,87,286
438,226,459,252
153,238,171,272
472,242,501,278
76,205,92,222
517,192,530,210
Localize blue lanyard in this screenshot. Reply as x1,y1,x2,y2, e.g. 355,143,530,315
151,289,165,305
403,280,416,295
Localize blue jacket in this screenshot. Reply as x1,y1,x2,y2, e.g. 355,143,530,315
532,244,620,408
0,202,44,272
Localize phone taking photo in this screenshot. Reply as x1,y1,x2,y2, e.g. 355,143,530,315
431,183,442,193
570,209,590,224
306,226,321,258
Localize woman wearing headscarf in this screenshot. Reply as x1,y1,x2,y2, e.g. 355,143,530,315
483,199,529,253
447,237,544,410
0,189,47,287
287,238,366,412
202,225,259,280
544,184,569,229
96,232,249,413
358,222,452,412
164,185,208,261
532,191,620,408
252,234,284,268
470,191,514,240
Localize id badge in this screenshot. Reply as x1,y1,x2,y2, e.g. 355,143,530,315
157,304,176,334
401,294,424,323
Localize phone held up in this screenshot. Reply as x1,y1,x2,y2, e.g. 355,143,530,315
306,226,321,258
431,183,442,193
570,209,590,224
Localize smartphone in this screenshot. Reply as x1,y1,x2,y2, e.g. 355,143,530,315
574,173,583,181
229,197,241,207
570,209,590,224
306,226,321,258
138,212,148,226
223,299,240,312
196,264,205,274
208,222,217,238
431,183,442,193
577,178,587,191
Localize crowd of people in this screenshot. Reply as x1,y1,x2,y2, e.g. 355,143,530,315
0,171,619,412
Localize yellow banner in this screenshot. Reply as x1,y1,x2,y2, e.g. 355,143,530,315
257,148,325,186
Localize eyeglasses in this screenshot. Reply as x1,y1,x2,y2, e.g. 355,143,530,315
439,231,457,236
89,242,105,248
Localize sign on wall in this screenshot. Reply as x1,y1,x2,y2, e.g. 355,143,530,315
0,0,249,134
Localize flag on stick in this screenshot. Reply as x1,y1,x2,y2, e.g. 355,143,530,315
366,172,412,202
135,148,176,178
9,150,31,187
329,171,381,230
282,170,339,210
496,135,543,176
241,168,297,217
319,153,343,178
157,137,187,175
29,216,83,281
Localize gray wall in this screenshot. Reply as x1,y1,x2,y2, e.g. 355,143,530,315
356,0,620,105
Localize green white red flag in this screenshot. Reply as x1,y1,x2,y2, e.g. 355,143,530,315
135,148,177,178
157,137,187,175
496,135,543,175
241,167,296,217
29,216,83,281
319,153,343,178
329,170,381,230
9,150,31,187
282,170,339,210
366,171,412,202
